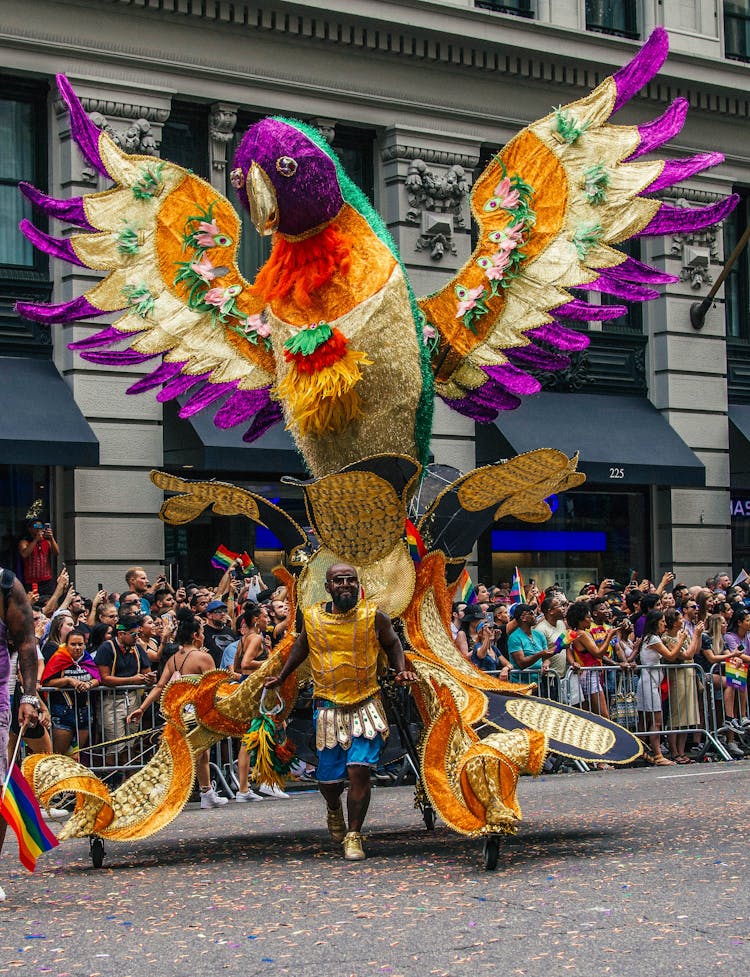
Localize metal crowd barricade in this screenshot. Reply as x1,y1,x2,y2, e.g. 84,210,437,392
559,662,731,761
705,662,750,751
36,683,235,797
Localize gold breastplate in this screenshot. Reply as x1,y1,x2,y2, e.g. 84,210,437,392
304,600,382,706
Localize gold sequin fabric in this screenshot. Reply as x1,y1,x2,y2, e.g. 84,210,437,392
304,600,382,707
504,697,616,754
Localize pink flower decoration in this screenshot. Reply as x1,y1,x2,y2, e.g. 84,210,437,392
422,323,437,342
203,287,225,307
485,251,511,281
190,257,217,283
456,285,485,318
493,177,520,210
247,313,271,338
196,220,220,247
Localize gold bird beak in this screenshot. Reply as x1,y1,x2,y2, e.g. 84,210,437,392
247,163,279,236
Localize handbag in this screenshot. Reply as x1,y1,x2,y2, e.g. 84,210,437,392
609,672,638,729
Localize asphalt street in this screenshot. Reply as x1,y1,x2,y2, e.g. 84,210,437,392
0,763,748,977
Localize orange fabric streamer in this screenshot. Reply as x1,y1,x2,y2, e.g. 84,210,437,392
250,224,353,306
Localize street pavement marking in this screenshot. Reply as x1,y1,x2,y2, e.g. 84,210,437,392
656,767,750,779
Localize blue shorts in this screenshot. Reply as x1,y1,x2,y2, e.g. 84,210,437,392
313,707,385,783
50,701,89,734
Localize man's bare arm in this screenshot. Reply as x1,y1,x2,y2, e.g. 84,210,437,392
264,627,310,688
374,610,417,680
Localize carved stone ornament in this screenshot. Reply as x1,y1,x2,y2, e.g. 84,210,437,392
89,112,160,156
668,197,720,291
404,159,469,227
533,349,591,392
209,104,238,173
415,216,457,261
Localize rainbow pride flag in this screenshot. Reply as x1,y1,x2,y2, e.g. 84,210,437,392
509,567,526,604
554,629,579,654
455,567,477,605
726,660,748,690
404,518,427,563
0,764,58,872
211,545,255,575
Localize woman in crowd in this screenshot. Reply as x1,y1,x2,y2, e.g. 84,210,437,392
458,605,497,671
697,613,746,756
565,600,620,718
661,608,703,763
127,608,228,809
634,610,673,765
722,607,750,727
41,627,100,756
87,621,113,656
40,610,74,661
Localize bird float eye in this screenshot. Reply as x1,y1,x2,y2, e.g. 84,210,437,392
455,285,469,301
213,234,233,247
476,257,493,270
229,168,245,190
225,285,241,298
275,156,298,178
483,199,500,212
488,230,503,243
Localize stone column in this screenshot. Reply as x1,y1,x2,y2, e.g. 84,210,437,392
208,103,238,193
643,187,732,583
52,79,173,596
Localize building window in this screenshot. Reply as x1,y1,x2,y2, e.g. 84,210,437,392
0,78,51,356
724,189,750,342
726,1,750,62
474,0,533,17
585,0,639,39
160,101,209,176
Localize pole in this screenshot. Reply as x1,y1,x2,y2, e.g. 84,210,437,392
690,220,750,329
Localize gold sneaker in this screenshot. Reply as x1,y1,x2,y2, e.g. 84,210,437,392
326,805,347,843
342,831,366,861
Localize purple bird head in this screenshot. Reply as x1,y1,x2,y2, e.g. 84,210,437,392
230,117,343,237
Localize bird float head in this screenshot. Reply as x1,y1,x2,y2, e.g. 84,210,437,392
230,118,343,238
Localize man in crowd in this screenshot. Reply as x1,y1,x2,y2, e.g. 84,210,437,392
202,600,236,668
124,567,152,614
0,567,41,902
264,563,417,861
534,595,567,695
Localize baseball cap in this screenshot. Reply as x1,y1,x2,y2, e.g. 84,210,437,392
206,600,227,612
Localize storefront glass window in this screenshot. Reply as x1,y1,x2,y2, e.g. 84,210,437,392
0,465,53,574
485,487,650,596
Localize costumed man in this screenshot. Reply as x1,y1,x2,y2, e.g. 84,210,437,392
264,563,417,861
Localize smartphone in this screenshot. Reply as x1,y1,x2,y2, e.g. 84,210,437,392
98,582,103,592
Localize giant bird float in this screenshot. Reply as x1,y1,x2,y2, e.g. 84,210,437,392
16,29,733,864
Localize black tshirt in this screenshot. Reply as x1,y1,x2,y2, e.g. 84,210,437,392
202,625,237,668
94,638,150,678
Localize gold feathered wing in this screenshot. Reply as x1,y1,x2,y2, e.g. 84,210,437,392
417,33,735,419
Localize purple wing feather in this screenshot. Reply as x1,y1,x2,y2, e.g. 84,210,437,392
55,74,109,178
19,182,94,230
18,219,87,267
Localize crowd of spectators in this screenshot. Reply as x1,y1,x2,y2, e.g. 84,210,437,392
451,569,750,765
9,556,313,808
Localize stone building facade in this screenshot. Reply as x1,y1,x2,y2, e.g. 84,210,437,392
1,0,749,594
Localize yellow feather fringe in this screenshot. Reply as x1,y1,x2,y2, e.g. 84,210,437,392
277,346,373,437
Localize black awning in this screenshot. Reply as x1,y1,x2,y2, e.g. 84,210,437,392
163,400,306,475
0,356,99,466
479,392,704,487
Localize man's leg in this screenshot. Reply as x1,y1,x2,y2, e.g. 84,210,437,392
345,764,372,833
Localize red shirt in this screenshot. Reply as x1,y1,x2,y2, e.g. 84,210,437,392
22,538,52,584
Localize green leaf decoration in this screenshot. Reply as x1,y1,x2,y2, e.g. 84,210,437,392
122,282,155,317
553,107,590,145
583,162,610,205
283,322,333,356
572,221,604,260
116,222,141,255
132,163,165,201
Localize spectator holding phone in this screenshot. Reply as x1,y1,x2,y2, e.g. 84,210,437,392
17,519,59,598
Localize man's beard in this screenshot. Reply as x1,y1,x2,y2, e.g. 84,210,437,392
332,592,358,612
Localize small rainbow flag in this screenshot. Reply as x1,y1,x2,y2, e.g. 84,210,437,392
211,545,255,575
0,764,58,872
455,567,477,605
509,567,526,604
726,660,748,690
404,518,427,563
554,629,579,654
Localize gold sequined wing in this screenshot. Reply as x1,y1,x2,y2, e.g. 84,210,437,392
17,75,278,442
417,30,735,422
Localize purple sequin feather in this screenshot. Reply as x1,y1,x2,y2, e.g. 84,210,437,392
580,273,660,303
179,381,240,418
15,295,110,325
528,322,590,351
643,153,724,195
156,372,211,402
214,388,271,429
505,344,569,371
19,182,94,230
19,219,86,267
242,401,284,442
606,256,677,285
612,28,669,115
484,363,542,396
80,348,158,366
641,195,739,236
553,299,627,321
69,326,137,350
626,98,688,161
127,360,186,395
439,396,498,423
56,75,108,178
